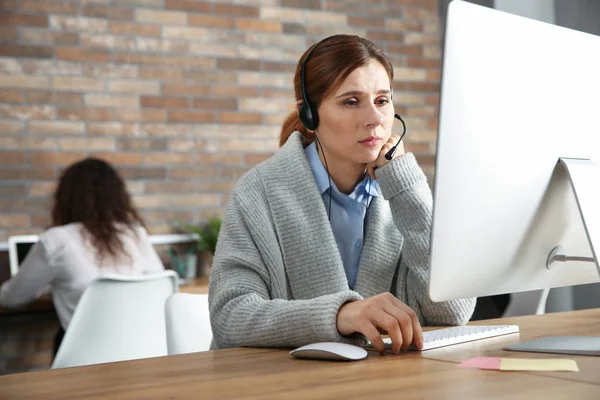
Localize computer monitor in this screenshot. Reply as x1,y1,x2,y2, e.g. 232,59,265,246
429,1,600,302
8,235,39,276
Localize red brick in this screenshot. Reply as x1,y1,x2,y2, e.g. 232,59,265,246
0,104,55,120
21,0,79,14
0,75,48,89
261,87,292,98
214,4,259,17
29,152,85,166
0,0,18,12
187,70,236,83
85,94,138,108
90,152,142,166
134,9,187,25
142,153,195,165
236,19,281,33
0,168,55,180
88,122,139,136
120,167,167,179
56,47,110,63
349,17,384,28
263,61,296,73
83,5,133,20
189,14,234,28
0,44,52,58
170,194,220,207
165,0,211,12
168,111,215,123
140,123,190,137
195,153,242,165
212,86,258,98
169,139,213,152
407,58,440,68
141,96,189,109
163,83,209,97
243,153,272,165
196,181,236,192
392,81,439,92
139,67,186,81
216,58,260,71
25,91,83,106
168,166,217,179
0,90,23,104
110,21,161,37
144,209,196,222
218,112,262,124
20,29,79,46
0,13,47,27
113,109,166,122
117,138,167,151
281,0,320,10
52,77,104,92
388,44,423,56
59,137,115,151
367,31,404,42
0,151,26,164
0,137,56,150
192,98,237,110
32,213,51,227
0,27,19,42
0,184,27,198
29,120,84,135
57,108,112,121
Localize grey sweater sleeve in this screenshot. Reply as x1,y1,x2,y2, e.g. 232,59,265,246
209,189,364,349
376,153,476,325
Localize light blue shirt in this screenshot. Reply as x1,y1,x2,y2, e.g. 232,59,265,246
305,142,380,289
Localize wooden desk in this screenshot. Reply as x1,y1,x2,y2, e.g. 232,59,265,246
179,276,209,294
1,309,599,399
421,308,600,386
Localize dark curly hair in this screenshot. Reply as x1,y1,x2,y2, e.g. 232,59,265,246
51,157,145,264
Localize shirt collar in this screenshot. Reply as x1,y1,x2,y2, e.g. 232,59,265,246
305,141,380,199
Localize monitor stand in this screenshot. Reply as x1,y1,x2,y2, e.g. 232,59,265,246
504,157,600,356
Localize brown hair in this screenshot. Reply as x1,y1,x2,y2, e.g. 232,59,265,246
51,157,145,264
279,34,394,147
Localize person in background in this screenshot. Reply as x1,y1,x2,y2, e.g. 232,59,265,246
209,34,476,355
0,158,165,357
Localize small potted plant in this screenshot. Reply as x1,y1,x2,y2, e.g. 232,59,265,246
178,217,222,277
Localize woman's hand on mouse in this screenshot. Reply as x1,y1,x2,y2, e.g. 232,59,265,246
336,292,423,355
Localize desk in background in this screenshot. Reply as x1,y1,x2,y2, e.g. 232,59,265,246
1,309,598,399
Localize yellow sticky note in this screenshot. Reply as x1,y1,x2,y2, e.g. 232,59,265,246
500,358,579,372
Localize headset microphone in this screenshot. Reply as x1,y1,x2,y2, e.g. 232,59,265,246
385,113,407,160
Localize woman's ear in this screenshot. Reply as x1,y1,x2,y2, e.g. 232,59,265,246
296,99,303,111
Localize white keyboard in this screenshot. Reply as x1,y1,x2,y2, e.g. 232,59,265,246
366,325,519,351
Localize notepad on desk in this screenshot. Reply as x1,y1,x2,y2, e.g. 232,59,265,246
458,357,579,372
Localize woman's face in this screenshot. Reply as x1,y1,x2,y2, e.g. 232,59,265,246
315,60,394,167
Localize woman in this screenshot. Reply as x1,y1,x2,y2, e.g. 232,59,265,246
0,158,165,356
209,35,476,354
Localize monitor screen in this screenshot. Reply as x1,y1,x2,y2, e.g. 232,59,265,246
16,242,36,266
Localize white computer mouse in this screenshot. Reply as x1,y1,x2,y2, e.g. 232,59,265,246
289,342,368,361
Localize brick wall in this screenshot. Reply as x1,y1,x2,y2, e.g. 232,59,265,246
0,0,441,239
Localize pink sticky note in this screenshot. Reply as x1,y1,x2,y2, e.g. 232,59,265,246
458,357,501,370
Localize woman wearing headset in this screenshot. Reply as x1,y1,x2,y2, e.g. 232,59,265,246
209,34,475,354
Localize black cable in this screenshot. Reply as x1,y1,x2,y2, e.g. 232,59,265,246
385,114,407,160
314,134,332,220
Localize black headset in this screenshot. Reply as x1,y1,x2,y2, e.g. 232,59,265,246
298,36,335,131
298,35,406,160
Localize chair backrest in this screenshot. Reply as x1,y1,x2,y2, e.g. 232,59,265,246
164,293,212,355
52,271,178,369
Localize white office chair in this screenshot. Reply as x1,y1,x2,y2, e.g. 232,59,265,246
165,293,212,355
52,271,178,369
